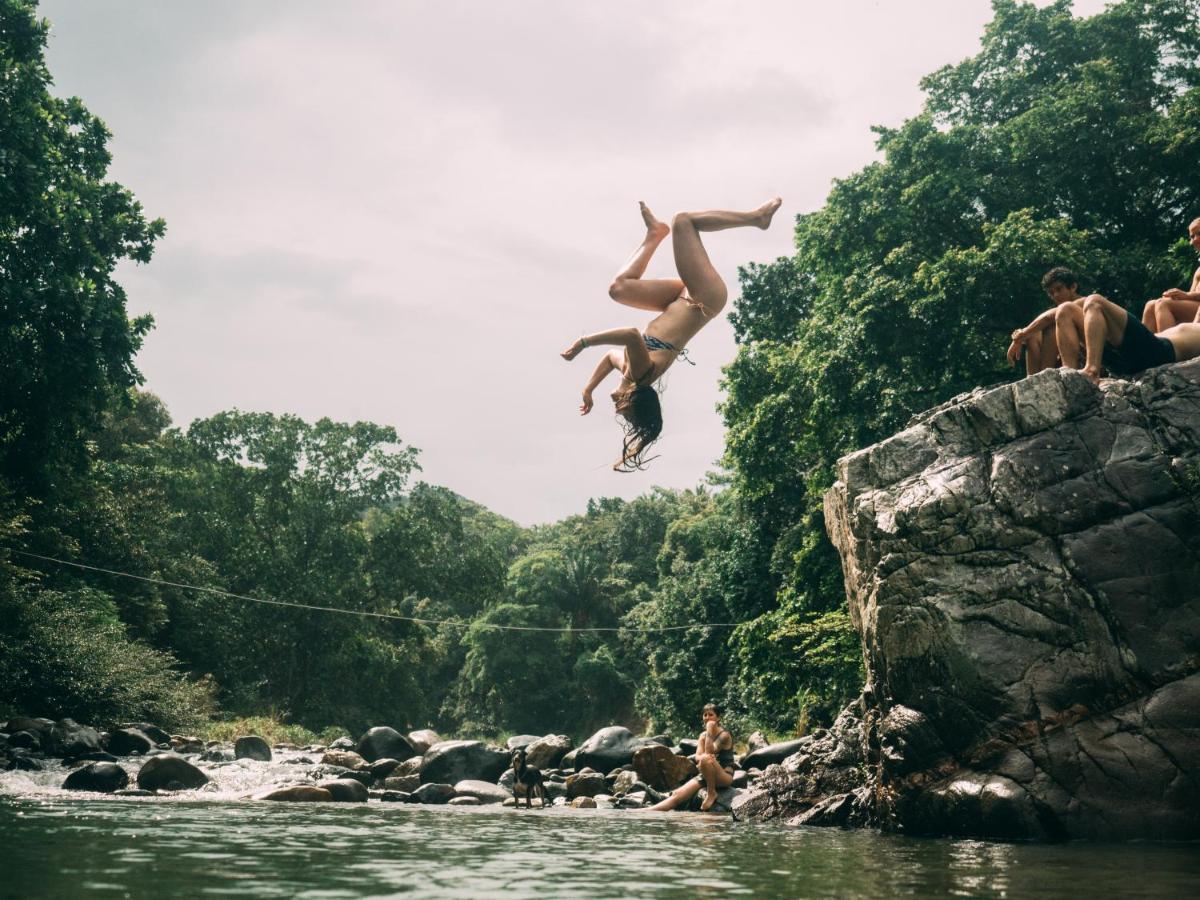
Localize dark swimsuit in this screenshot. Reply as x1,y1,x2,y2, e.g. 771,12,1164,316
696,730,736,778
643,334,696,366
1102,311,1177,375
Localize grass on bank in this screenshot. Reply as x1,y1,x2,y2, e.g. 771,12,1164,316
199,716,349,747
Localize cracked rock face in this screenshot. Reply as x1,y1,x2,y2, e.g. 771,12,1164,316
817,364,1200,840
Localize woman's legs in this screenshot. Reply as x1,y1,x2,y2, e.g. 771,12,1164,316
697,756,734,811
608,202,686,313
671,198,782,312
646,776,701,811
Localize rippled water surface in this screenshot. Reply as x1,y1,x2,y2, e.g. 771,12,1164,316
4,794,1199,899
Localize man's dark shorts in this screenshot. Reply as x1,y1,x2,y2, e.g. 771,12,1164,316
1102,310,1177,376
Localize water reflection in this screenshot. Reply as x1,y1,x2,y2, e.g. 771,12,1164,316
2,798,1197,899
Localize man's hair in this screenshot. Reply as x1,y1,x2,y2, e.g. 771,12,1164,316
614,385,663,472
1041,266,1079,291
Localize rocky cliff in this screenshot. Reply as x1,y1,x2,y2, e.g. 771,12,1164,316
733,362,1200,840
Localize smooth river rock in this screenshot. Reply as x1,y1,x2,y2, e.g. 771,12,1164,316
137,755,209,791
632,744,697,791
255,785,333,802
523,734,572,770
319,778,369,802
357,727,415,763
107,728,154,756
234,735,272,762
453,780,511,804
573,727,656,774
419,741,508,785
63,762,129,793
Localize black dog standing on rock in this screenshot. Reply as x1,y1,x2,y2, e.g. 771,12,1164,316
510,748,548,809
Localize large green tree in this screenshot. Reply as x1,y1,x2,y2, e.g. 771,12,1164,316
0,0,164,494
721,0,1200,729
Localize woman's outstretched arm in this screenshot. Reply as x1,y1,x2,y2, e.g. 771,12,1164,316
562,327,653,382
580,353,617,415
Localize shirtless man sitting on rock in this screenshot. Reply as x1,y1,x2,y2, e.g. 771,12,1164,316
1078,292,1200,384
1007,267,1087,373
1141,218,1200,331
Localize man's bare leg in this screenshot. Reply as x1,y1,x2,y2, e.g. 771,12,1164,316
1082,294,1129,384
608,202,685,313
1025,331,1046,375
672,199,781,311
1055,302,1084,368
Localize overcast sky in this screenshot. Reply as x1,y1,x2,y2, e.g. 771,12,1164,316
40,0,1106,525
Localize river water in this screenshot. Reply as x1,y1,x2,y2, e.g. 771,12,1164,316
3,764,1198,898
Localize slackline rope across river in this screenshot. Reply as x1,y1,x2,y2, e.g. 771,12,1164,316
10,550,742,634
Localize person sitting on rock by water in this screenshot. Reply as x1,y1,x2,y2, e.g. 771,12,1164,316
1077,292,1200,384
1141,217,1200,332
647,703,735,812
1006,267,1087,374
560,197,781,471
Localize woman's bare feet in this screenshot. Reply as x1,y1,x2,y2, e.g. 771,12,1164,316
561,338,584,361
755,197,783,230
639,201,670,241
699,792,717,812
1082,364,1102,385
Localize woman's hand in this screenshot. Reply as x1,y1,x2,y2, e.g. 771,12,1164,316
1163,288,1188,302
580,390,593,415
561,337,585,361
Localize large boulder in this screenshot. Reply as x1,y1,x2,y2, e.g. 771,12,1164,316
632,744,697,791
419,741,508,785
406,730,441,754
411,782,455,804
234,735,272,762
524,734,572,770
107,728,154,756
137,755,209,791
505,734,541,750
573,727,656,774
255,785,332,802
121,723,171,745
803,364,1200,840
319,778,369,802
320,750,367,770
740,739,808,770
63,762,129,793
453,779,511,804
565,771,606,799
357,727,415,763
47,719,101,758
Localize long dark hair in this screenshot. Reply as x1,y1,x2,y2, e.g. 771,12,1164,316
614,385,663,472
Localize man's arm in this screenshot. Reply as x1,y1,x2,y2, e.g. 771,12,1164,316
1007,308,1059,366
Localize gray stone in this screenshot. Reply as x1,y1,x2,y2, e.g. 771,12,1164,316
48,719,101,758
799,363,1200,841
406,729,441,754
420,741,508,785
506,734,541,750
411,782,455,804
319,778,369,802
382,773,420,792
63,762,128,792
234,735,272,762
453,779,511,804
137,755,209,791
254,784,332,802
357,726,415,763
107,728,154,756
565,771,605,799
368,758,401,780
524,734,571,770
448,795,481,805
740,739,809,770
574,726,657,774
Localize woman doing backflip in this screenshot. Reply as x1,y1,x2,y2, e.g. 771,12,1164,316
561,198,782,470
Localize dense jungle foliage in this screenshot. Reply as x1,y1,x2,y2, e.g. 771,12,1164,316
3,0,1198,740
